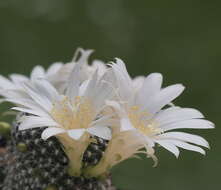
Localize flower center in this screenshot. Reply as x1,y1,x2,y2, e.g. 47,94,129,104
128,106,162,136
51,96,94,130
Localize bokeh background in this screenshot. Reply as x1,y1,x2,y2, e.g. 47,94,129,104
0,1,220,189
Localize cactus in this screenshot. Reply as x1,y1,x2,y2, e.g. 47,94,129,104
0,115,116,190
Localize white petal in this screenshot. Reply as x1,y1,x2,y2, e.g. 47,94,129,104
101,68,117,89
136,73,163,105
19,116,58,130
87,126,112,140
66,63,81,99
111,59,133,100
91,114,115,127
67,129,86,140
1,89,30,100
93,82,114,112
166,140,206,155
31,65,45,80
0,75,14,89
9,74,28,84
41,127,66,140
22,82,53,111
12,107,49,118
155,139,180,158
46,62,63,76
84,71,114,114
83,70,98,97
91,60,107,76
115,58,131,81
147,84,185,114
157,132,209,148
162,119,214,131
79,80,90,96
132,76,145,90
143,73,163,92
33,79,60,102
155,107,204,125
120,118,135,131
6,98,47,115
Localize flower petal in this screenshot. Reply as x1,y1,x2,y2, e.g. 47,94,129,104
33,79,60,102
120,118,135,131
111,59,133,100
46,62,63,76
67,129,86,140
6,98,48,116
132,76,145,90
19,116,58,130
22,82,53,111
136,73,163,105
12,107,49,118
41,127,66,140
155,139,180,158
157,132,210,148
162,119,214,131
155,107,204,125
66,63,81,100
166,140,206,155
9,74,28,84
87,126,112,140
31,65,45,80
0,75,14,89
144,84,185,114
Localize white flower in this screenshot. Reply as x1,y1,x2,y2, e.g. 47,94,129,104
0,62,63,89
13,66,113,139
86,59,214,177
0,48,108,104
111,59,214,156
6,62,114,176
0,63,64,101
64,48,108,82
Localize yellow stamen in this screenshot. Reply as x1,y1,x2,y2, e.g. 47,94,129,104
128,106,162,135
51,96,94,130
50,96,95,176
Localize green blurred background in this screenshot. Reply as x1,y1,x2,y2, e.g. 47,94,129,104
0,0,220,189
